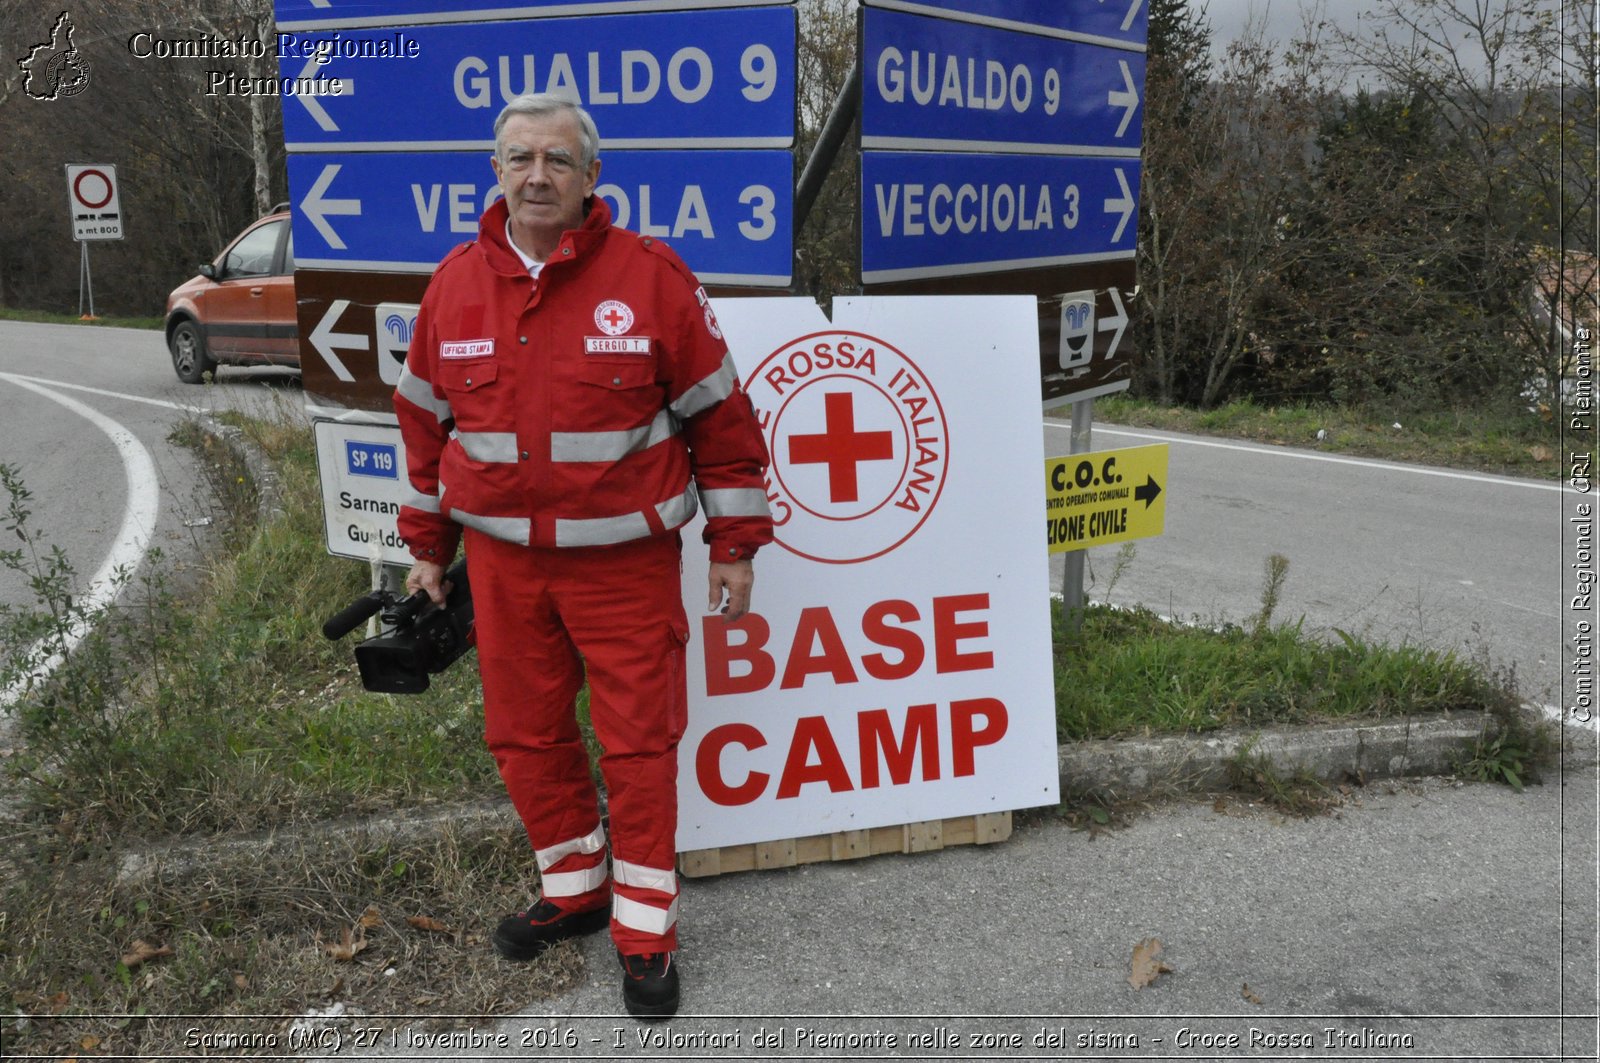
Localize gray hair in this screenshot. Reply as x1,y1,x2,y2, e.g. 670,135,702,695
493,93,600,167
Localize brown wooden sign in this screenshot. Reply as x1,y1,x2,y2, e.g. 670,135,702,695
295,268,431,415
863,260,1135,410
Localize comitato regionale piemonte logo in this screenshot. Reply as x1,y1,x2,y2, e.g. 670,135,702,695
747,330,949,565
19,12,91,101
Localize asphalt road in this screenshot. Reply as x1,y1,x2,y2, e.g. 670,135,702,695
1043,415,1572,709
0,320,301,709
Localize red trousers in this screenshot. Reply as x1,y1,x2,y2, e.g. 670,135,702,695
465,528,688,955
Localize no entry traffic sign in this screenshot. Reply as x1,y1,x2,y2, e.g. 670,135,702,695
65,164,123,241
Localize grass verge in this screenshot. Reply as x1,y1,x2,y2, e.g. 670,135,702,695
1051,599,1520,740
0,307,165,330
1094,394,1578,481
0,414,1534,1056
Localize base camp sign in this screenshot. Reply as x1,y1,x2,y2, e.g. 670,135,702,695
677,296,1058,852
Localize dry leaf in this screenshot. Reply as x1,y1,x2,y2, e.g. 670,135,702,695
233,974,250,991
357,905,383,929
120,940,174,969
1127,937,1173,990
80,1035,101,1050
1242,983,1264,1005
405,915,452,934
322,927,368,963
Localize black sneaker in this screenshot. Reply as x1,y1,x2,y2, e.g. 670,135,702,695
619,951,679,1020
491,899,609,961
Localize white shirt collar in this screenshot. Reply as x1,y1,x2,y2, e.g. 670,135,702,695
505,219,544,277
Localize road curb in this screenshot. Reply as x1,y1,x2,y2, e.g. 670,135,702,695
1057,711,1494,800
114,712,1502,889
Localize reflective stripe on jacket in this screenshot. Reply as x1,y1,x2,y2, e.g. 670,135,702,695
393,196,772,563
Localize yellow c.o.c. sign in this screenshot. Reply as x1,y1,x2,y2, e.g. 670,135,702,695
1044,444,1169,553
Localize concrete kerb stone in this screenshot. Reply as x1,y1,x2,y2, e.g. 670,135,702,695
1056,711,1494,802
113,712,1502,890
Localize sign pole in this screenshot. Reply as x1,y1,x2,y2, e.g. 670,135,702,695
78,241,95,319
1061,397,1093,632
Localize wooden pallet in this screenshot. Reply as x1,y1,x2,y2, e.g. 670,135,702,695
677,811,1011,879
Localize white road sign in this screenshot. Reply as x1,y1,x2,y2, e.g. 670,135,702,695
65,164,123,241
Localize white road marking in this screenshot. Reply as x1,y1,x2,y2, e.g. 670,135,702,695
0,372,203,413
0,373,161,709
1044,419,1570,493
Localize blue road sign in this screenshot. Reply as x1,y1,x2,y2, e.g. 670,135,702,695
288,150,794,286
860,151,1140,284
862,7,1144,154
277,7,796,150
277,0,794,31
345,439,400,478
862,0,1147,50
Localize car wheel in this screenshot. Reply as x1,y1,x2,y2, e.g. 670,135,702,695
169,320,217,384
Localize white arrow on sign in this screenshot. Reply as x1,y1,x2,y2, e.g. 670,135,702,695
310,299,368,383
1120,0,1146,33
1103,166,1135,243
1097,287,1129,361
293,55,352,133
302,164,362,250
1108,60,1140,138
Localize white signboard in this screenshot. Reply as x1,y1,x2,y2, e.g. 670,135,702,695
678,296,1058,852
313,417,412,565
65,163,123,241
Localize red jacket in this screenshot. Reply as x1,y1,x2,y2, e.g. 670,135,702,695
394,196,772,564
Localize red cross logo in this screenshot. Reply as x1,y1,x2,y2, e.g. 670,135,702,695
787,392,895,504
594,300,635,336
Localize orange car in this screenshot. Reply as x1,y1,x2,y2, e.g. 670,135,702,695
164,207,298,383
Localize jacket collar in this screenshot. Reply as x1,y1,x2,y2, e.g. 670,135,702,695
477,196,612,277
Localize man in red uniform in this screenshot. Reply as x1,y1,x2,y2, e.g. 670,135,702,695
393,93,772,1020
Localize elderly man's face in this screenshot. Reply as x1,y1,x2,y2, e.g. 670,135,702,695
492,110,600,257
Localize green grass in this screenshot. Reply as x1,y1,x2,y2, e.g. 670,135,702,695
2,417,503,842
1094,394,1579,480
1052,602,1519,741
0,306,165,330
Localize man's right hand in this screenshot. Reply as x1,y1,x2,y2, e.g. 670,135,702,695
406,559,450,606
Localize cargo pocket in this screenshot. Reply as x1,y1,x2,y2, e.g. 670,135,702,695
666,617,690,739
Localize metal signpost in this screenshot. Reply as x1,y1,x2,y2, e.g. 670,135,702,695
65,163,123,319
856,0,1150,620
270,0,799,567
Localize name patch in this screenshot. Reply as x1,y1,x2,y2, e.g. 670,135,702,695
440,339,494,359
585,337,652,355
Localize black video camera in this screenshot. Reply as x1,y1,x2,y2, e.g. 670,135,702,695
322,560,474,694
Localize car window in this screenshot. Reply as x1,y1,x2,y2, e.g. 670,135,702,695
222,220,284,278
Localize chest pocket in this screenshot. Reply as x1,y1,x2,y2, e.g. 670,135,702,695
577,358,654,392
437,358,499,394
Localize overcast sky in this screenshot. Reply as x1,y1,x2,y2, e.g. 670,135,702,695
1198,0,1387,53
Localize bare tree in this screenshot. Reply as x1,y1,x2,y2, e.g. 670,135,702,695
793,0,859,303
1136,23,1329,407
1331,0,1595,401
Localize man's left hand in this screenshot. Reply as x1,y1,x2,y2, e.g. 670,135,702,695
708,559,754,622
